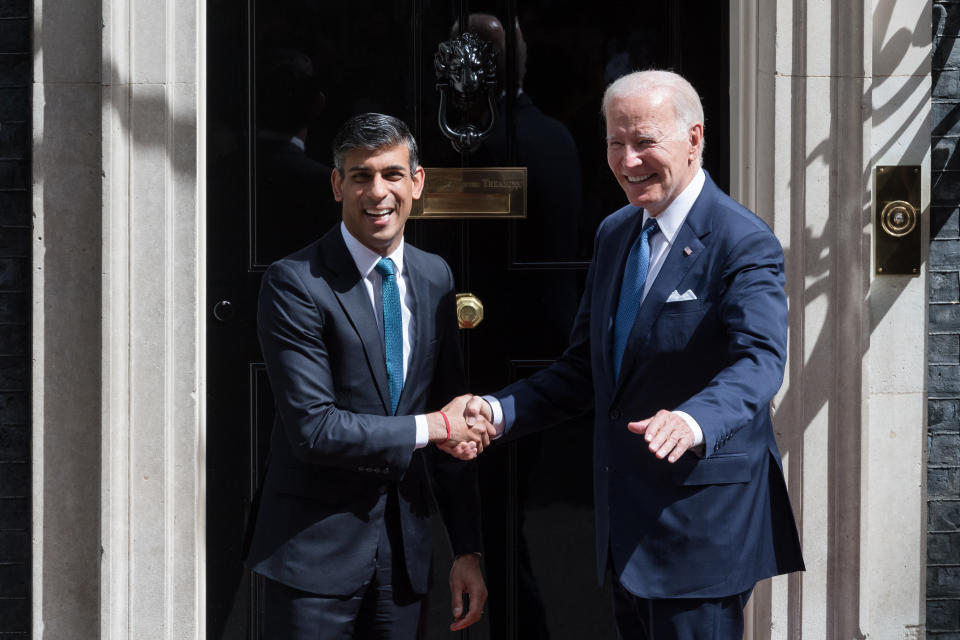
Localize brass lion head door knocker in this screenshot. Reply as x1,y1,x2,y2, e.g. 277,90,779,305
434,32,498,153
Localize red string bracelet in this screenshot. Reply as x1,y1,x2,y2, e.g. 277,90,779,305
439,411,451,443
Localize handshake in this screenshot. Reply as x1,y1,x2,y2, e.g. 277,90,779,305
427,394,498,460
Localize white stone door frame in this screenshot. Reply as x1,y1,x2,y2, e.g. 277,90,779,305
98,0,206,637
32,0,205,638
730,1,930,638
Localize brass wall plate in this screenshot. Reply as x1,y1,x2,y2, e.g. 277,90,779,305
875,165,921,275
411,167,527,219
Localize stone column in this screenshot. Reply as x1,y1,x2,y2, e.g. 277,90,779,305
32,0,204,637
733,0,930,638
860,4,929,637
33,0,105,637
100,0,204,638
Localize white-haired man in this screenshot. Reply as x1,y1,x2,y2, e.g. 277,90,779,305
466,70,804,637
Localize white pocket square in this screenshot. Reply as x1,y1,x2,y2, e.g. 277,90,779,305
666,289,698,302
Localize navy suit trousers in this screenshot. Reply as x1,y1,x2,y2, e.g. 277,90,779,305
261,493,425,640
612,576,751,640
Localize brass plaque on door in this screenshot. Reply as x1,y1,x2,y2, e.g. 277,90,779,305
875,165,921,275
411,167,527,219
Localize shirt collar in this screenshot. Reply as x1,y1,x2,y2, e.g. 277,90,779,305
642,168,705,245
340,222,405,279
289,135,306,151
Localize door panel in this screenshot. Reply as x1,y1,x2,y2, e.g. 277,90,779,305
206,2,728,638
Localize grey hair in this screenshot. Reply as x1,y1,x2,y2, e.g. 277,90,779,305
332,113,420,175
602,70,705,161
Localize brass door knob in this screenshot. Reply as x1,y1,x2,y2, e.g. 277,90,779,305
456,293,484,329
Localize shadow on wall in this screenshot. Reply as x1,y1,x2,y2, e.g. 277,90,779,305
752,3,935,640
33,0,210,633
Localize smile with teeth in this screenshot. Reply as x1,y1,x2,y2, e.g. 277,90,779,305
626,174,655,184
365,208,394,219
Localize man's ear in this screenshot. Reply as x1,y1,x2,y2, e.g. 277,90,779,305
688,123,704,160
331,168,344,202
411,165,426,200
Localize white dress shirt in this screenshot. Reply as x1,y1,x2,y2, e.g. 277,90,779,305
340,224,430,448
639,169,705,303
486,169,707,452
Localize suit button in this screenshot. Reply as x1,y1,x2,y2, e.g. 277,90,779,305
609,410,621,420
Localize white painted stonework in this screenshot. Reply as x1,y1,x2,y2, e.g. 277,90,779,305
100,0,204,638
733,0,930,638
33,0,204,638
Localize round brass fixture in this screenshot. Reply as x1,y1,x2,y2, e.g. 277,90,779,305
456,293,484,329
879,200,918,238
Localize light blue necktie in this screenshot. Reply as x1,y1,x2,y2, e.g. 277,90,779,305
375,257,403,414
612,219,659,379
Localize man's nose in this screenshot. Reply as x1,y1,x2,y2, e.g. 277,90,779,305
624,147,644,166
367,174,389,199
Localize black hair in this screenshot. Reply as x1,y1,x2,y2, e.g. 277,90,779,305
332,113,419,175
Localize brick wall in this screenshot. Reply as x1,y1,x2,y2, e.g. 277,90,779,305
931,3,960,638
0,0,30,636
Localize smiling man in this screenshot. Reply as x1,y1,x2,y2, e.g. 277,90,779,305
247,113,492,639
465,70,804,637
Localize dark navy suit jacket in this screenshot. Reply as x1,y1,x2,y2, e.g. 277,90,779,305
494,173,804,598
247,227,481,596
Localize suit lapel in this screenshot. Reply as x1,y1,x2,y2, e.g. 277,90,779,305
321,230,392,414
396,248,430,416
613,176,717,397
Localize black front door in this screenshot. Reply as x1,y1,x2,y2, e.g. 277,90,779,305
206,2,729,638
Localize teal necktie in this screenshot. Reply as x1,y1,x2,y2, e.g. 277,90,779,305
613,219,659,379
375,257,404,414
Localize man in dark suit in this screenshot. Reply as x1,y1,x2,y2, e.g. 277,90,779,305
247,113,492,639
466,70,804,637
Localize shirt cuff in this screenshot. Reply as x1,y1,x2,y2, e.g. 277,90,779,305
481,395,505,438
673,410,705,457
414,414,429,449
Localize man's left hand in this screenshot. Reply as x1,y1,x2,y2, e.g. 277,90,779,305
449,553,487,631
628,410,694,463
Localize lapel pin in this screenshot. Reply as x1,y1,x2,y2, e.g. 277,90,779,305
683,246,693,256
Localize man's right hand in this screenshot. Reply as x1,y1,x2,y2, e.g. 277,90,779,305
464,395,493,428
430,394,497,460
